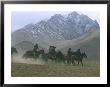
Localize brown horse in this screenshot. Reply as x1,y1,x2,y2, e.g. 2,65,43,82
71,52,87,66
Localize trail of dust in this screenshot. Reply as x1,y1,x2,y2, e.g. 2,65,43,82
11,55,45,65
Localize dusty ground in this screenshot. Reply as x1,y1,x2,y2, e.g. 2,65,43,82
11,58,100,77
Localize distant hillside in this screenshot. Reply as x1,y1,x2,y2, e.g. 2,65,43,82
13,29,100,60
58,29,100,59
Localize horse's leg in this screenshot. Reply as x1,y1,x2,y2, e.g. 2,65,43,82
67,60,69,65
69,59,71,65
78,61,79,65
65,60,67,65
72,60,74,65
70,58,72,65
66,60,68,65
81,60,83,67
64,60,66,65
68,59,71,65
73,60,75,65
70,59,72,65
71,58,74,65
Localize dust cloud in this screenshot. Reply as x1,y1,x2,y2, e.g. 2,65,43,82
11,55,45,65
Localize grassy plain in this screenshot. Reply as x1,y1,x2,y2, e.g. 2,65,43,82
11,59,100,77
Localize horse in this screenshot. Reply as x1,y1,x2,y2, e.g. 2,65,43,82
22,49,42,59
38,49,49,63
48,46,57,62
72,52,87,66
11,47,18,58
22,50,35,59
11,47,17,55
55,51,65,64
64,48,75,65
41,53,49,63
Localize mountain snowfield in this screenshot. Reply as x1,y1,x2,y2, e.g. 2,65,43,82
11,11,100,59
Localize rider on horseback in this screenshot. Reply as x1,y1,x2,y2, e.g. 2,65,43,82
67,48,72,57
67,48,73,64
76,49,81,57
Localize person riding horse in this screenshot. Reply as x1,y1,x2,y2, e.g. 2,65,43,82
67,48,72,57
75,49,81,57
66,48,82,65
48,46,56,61
67,48,73,64
71,49,87,66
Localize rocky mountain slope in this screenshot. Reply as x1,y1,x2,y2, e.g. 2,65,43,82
12,11,100,59
12,11,99,45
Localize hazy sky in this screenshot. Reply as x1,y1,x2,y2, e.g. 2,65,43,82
11,11,100,32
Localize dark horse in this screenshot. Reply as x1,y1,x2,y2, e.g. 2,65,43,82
11,47,18,58
22,49,44,59
48,46,57,62
55,51,65,64
72,51,87,66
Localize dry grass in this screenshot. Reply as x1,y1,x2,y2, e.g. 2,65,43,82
11,59,100,77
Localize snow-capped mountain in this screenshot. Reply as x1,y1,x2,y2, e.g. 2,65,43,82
11,11,100,46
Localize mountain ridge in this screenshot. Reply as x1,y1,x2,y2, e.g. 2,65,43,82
12,11,100,59
12,11,100,46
